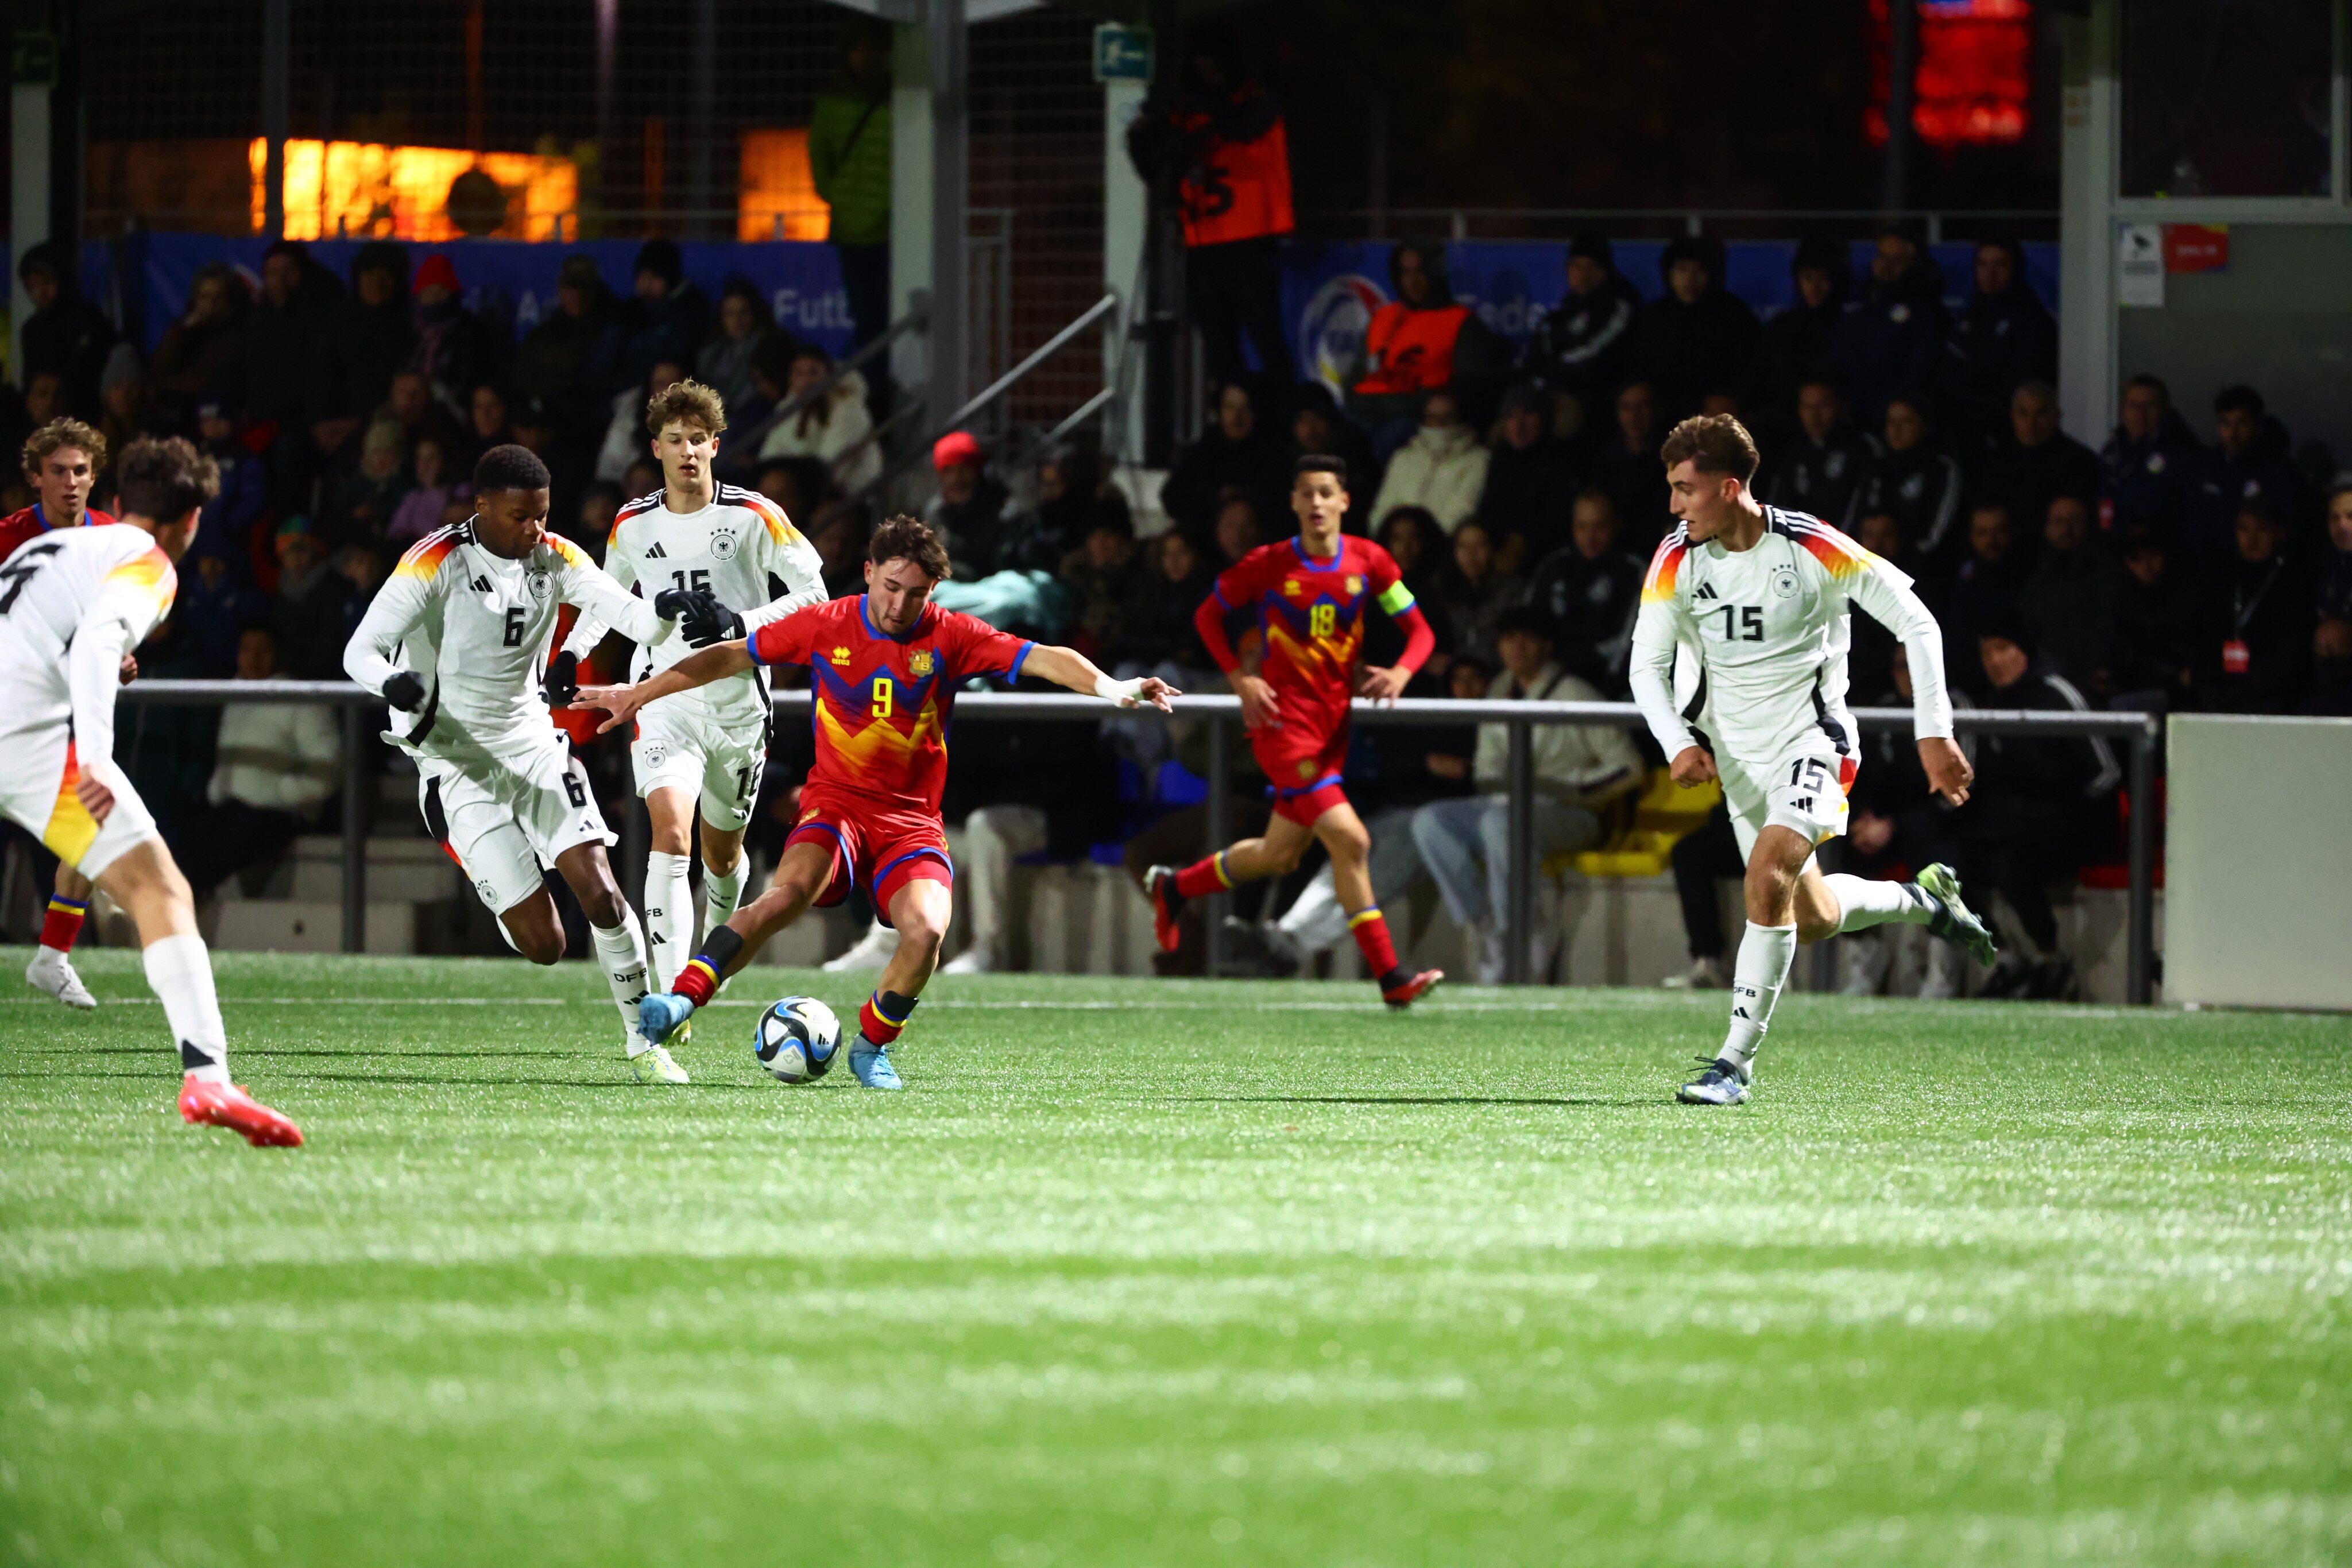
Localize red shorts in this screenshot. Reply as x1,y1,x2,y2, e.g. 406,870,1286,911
1250,718,1352,826
785,786,954,925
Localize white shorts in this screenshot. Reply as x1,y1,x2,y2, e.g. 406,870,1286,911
0,719,157,878
418,738,612,915
1718,733,1856,865
630,700,768,831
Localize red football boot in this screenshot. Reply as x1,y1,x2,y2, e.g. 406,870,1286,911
1144,865,1185,954
1380,968,1444,1009
179,1078,304,1148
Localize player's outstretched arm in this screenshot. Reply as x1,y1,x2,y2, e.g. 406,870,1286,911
1021,643,1179,710
572,640,756,732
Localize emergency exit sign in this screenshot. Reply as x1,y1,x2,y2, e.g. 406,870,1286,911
1093,24,1152,83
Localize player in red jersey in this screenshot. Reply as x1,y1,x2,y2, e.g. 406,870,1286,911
3,419,126,1010
1146,454,1444,1007
573,514,1179,1089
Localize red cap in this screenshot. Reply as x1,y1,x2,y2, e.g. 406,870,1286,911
931,429,983,471
413,254,462,295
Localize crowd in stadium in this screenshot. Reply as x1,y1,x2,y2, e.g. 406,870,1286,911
6,221,2350,996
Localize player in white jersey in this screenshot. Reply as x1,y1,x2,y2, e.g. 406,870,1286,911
553,380,825,1025
343,445,697,1083
0,438,301,1144
1628,415,1998,1106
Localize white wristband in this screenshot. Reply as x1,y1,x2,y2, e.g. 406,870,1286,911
1093,672,1143,706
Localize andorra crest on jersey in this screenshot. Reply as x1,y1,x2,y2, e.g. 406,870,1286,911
908,650,934,677
709,531,738,563
1345,575,1363,595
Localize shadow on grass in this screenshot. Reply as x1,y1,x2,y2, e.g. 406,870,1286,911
1178,1093,1662,1109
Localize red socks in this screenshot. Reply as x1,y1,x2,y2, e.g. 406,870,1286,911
672,957,718,1008
1349,906,1402,982
858,990,916,1046
40,895,86,955
1172,853,1231,902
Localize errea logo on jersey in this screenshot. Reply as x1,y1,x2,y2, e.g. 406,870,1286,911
1283,580,1301,597
830,646,853,664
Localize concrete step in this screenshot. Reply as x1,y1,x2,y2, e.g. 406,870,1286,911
209,900,418,955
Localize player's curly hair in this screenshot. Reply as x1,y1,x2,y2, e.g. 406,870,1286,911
474,443,552,495
1658,413,1760,484
114,436,221,522
645,377,728,438
21,417,107,480
868,514,952,581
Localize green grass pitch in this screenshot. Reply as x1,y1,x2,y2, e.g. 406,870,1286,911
3,950,2349,1567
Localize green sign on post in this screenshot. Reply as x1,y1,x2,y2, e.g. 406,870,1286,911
1091,23,1152,84
13,32,59,89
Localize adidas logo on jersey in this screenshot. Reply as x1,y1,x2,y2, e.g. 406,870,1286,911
645,542,668,559
1694,582,1719,602
471,575,495,594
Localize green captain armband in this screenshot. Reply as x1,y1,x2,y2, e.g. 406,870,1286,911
1377,580,1417,616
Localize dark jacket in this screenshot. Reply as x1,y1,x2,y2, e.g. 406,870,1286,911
2205,551,2314,714
2188,435,2308,565
1855,444,1966,559
593,283,710,397
319,272,415,421
1522,544,1645,693
241,264,344,426
513,296,614,438
2019,542,2126,696
17,242,117,417
1942,552,2030,693
1108,564,1218,670
1765,425,1878,528
1829,253,1948,427
411,296,502,425
1975,666,2121,804
1589,436,1672,557
1631,288,1758,427
2099,416,2203,541
1980,432,2100,544
1476,436,1580,562
1517,274,1642,415
926,476,1016,581
1160,427,1289,543
2111,557,2211,701
1940,250,2056,446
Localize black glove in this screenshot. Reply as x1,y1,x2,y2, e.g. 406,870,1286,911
678,587,746,649
381,671,427,713
543,651,579,707
652,586,697,623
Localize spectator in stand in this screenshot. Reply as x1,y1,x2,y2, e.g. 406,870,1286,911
696,277,774,414
375,367,454,456
148,262,250,432
466,381,515,469
810,17,895,418
173,546,268,679
1830,221,1948,429
1517,234,1643,432
386,434,459,551
96,347,152,463
409,255,498,428
1410,609,1641,983
1477,384,1579,569
514,254,615,443
316,243,415,473
2189,384,2308,564
1287,383,1379,533
2019,494,2123,699
2099,373,2200,540
807,498,873,599
1765,375,1875,526
1941,501,2029,690
2206,497,2314,714
1631,235,1759,427
333,542,387,645
1214,491,1269,571
1125,21,1295,392
620,456,661,506
594,359,684,485
1371,389,1489,536
1054,512,1141,661
1978,380,2099,546
327,418,409,547
1941,238,2057,452
268,517,351,679
1750,237,1851,444
241,241,341,486
1590,381,1670,553
1965,612,2121,1001
756,342,879,495
2307,482,2352,716
1854,393,1965,563
1109,529,1219,672
1522,487,1645,694
192,398,269,562
1350,238,1506,444
755,458,822,525
1004,443,1129,577
1847,509,1918,700
575,479,625,553
15,241,115,417
1431,519,1521,668
1375,505,1445,613
1160,379,1289,544
2110,528,2210,710
925,429,1014,579
593,240,708,399
172,626,343,901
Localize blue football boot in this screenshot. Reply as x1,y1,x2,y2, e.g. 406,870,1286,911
848,1036,903,1090
637,992,696,1046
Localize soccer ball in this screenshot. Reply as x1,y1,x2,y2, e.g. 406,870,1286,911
753,996,841,1084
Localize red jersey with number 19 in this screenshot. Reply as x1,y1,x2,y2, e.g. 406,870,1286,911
748,595,1033,815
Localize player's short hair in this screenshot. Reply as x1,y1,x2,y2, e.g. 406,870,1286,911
1658,413,1759,484
474,443,552,496
114,436,221,522
1293,452,1348,487
2123,372,2170,403
645,377,728,438
868,514,952,581
22,417,106,479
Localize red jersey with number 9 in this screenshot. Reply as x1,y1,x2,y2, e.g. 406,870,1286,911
748,595,1033,815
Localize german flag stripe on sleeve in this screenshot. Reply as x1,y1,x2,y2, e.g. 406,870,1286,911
393,531,461,581
1785,519,1877,581
728,486,804,547
1641,529,1689,603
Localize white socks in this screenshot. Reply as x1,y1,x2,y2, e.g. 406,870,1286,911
643,851,694,992
143,934,230,1085
703,858,746,942
1721,921,1797,1072
1823,873,1935,934
589,911,653,1055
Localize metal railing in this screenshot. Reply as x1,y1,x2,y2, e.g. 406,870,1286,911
1305,206,2061,242
111,682,2161,1003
